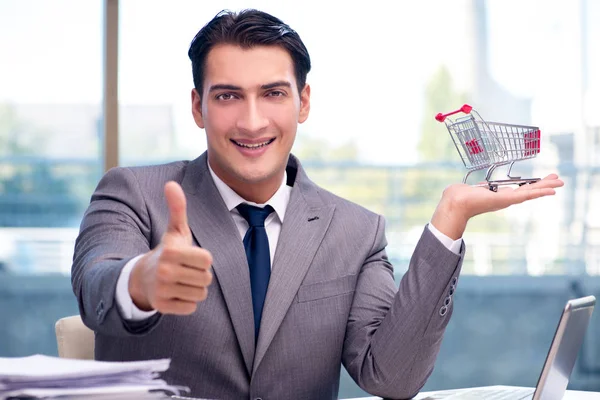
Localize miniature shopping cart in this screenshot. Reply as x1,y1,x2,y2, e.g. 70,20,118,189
435,104,541,192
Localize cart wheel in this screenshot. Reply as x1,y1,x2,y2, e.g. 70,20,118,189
518,182,527,187
489,185,498,192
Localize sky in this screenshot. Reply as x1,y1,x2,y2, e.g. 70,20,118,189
0,0,597,164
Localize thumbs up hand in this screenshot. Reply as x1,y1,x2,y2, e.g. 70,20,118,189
129,181,213,315
163,181,193,246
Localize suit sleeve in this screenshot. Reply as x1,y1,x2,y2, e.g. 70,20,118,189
71,167,163,337
342,217,464,399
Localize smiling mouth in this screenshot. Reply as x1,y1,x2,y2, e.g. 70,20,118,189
231,138,275,149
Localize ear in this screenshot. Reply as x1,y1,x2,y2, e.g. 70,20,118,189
298,84,311,124
191,88,205,129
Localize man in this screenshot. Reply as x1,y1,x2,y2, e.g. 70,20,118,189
71,9,563,400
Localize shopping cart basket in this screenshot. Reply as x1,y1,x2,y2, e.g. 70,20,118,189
435,104,541,191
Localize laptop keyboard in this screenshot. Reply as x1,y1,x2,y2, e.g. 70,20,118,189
445,387,534,400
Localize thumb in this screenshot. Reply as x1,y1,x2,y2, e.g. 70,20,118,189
164,181,189,236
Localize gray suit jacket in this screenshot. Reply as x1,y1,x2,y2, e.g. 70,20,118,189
72,153,464,400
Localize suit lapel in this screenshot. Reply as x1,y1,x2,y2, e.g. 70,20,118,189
181,153,255,375
253,157,335,375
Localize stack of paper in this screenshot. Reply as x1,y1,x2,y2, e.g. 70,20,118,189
0,355,187,399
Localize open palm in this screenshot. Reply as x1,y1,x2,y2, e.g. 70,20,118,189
431,174,564,239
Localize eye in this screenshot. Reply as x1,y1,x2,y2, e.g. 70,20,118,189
216,93,237,101
267,90,286,97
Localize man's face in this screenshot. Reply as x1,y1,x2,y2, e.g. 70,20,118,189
191,44,310,196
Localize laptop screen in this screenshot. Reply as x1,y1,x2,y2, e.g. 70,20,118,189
533,296,596,400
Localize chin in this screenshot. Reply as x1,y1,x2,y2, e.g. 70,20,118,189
237,170,276,185
233,162,281,183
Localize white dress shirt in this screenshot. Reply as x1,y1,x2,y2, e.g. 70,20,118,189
115,164,462,321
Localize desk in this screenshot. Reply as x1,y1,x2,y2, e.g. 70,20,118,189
349,385,600,399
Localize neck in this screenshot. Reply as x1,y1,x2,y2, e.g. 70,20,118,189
208,159,284,204
230,175,282,204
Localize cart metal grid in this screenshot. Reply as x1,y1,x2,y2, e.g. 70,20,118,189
436,104,541,191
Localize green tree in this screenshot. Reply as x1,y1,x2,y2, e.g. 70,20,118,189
418,65,469,162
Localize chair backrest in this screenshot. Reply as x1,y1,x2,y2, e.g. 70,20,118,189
55,315,95,359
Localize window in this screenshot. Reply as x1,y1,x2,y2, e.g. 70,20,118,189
2,0,599,395
118,0,600,276
0,0,103,354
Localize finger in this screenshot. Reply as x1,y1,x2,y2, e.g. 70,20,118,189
514,176,563,191
162,284,208,303
168,266,212,288
156,261,212,286
535,175,563,186
511,188,557,205
175,268,213,288
165,181,189,235
161,245,213,271
153,298,198,315
542,173,559,180
492,186,555,209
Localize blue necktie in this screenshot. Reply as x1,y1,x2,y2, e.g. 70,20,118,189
236,203,274,341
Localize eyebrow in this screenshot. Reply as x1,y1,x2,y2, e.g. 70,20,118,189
208,84,242,92
208,81,292,93
261,81,292,90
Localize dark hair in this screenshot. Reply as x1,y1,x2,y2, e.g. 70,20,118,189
188,9,311,96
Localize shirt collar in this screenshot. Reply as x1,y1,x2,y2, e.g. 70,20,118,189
208,161,291,223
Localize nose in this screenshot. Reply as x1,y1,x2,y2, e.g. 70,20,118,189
236,98,269,134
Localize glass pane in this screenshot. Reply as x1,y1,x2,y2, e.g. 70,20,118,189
0,0,103,356
119,0,600,277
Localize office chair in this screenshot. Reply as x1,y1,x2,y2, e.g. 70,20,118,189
55,315,95,360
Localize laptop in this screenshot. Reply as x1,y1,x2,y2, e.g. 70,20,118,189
435,295,596,400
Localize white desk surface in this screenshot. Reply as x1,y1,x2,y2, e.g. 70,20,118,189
349,385,600,399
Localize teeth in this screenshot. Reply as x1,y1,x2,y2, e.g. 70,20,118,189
234,139,273,149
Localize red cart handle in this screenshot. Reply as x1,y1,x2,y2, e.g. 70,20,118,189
435,104,473,122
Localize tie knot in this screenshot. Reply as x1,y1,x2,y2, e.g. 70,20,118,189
236,204,274,227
